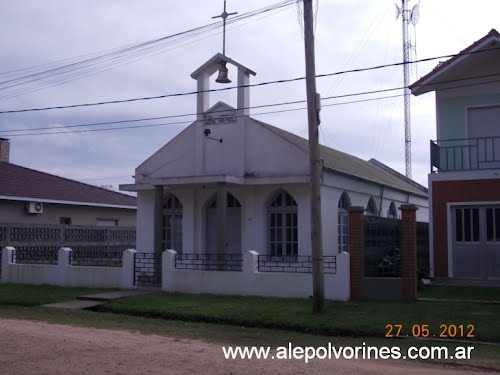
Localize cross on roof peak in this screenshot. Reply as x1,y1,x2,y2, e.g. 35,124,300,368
212,0,238,56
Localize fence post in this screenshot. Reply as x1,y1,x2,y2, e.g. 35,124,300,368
348,207,365,301
400,204,418,301
57,247,72,287
1,246,15,283
162,250,177,291
243,250,259,296
243,250,258,274
122,249,137,289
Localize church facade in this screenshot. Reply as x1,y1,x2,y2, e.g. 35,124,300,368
121,54,428,261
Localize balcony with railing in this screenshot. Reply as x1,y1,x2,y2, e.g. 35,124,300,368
430,136,500,173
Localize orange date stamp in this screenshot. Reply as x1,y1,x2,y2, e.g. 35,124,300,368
385,323,475,338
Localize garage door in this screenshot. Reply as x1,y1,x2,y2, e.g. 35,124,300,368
452,206,500,280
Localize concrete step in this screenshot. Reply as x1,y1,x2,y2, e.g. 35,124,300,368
76,289,156,302
42,300,106,310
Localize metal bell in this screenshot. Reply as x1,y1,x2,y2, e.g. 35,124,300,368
215,61,231,84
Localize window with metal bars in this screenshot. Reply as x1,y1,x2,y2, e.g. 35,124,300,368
455,207,479,242
486,207,500,242
387,201,398,219
338,192,350,253
162,194,183,252
366,197,378,216
268,190,298,256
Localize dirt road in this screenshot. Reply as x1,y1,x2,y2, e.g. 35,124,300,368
0,319,493,374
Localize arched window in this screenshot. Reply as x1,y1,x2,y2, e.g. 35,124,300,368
338,192,351,253
366,197,378,216
387,201,398,219
162,194,183,252
268,190,298,256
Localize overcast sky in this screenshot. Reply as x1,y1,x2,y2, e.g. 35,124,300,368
1,0,499,190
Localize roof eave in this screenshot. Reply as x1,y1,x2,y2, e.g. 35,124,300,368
410,31,500,96
322,166,428,198
0,195,136,210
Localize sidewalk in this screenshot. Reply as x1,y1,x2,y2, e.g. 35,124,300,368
43,290,155,310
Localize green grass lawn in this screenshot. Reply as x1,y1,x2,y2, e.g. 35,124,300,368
99,292,500,343
0,283,117,306
419,286,500,301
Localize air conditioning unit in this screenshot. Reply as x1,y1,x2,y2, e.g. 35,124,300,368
26,201,43,214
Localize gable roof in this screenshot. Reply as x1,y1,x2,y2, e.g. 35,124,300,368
254,120,427,197
410,29,500,95
0,162,136,208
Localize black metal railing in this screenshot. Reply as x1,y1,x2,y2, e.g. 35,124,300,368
257,255,337,274
134,252,162,287
11,247,58,265
0,224,136,250
417,221,430,278
10,227,60,242
431,136,500,172
365,247,401,278
364,216,401,277
175,253,243,272
69,251,123,267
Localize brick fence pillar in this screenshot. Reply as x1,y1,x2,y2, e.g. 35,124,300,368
348,207,365,301
400,204,418,301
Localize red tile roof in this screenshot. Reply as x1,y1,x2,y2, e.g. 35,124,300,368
410,29,500,92
0,162,136,207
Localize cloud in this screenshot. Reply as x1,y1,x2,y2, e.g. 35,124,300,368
1,0,499,190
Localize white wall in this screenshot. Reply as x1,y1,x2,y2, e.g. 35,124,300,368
0,200,136,227
136,173,428,258
136,114,309,183
1,247,136,289
136,190,155,252
143,183,312,256
322,172,429,222
163,250,350,301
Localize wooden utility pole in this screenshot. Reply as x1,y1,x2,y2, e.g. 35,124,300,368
303,0,325,312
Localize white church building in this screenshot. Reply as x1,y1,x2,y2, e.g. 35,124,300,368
121,53,428,262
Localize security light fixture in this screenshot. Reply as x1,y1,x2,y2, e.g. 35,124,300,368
203,128,223,143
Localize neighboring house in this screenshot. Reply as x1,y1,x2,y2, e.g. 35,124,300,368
0,138,136,227
410,29,500,281
121,53,428,257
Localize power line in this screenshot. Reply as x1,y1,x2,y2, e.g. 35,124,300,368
0,99,307,133
2,45,500,115
0,5,293,101
0,1,296,100
3,69,500,135
4,68,500,137
1,95,405,137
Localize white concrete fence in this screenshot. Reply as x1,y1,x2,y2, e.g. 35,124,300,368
1,246,350,301
163,250,350,301
1,247,136,289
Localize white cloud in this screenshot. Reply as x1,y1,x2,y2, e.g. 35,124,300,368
1,0,499,190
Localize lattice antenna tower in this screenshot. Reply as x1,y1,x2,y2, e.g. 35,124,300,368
396,0,419,179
